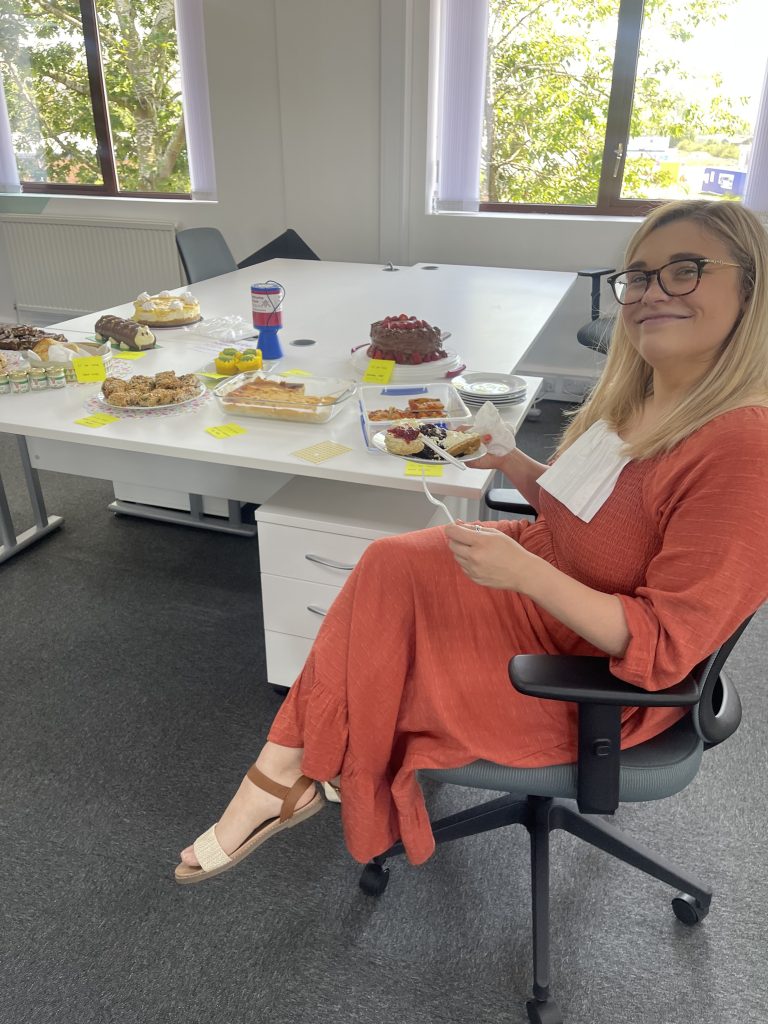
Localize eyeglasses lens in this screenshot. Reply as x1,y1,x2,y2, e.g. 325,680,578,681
613,260,701,304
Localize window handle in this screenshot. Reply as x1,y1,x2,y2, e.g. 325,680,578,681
304,553,355,571
612,142,625,178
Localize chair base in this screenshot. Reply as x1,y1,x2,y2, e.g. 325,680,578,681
360,794,712,1021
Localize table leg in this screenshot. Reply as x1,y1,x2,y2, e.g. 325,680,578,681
0,436,64,564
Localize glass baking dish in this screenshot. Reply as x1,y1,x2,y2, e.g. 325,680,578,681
359,382,473,432
213,371,357,423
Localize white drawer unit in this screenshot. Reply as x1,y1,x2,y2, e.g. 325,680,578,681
254,477,443,688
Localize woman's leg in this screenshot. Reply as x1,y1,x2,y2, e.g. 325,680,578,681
179,741,314,866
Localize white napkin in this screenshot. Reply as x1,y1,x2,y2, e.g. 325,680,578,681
537,420,631,522
472,400,517,455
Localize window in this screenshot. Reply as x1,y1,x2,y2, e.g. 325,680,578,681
435,0,768,216
0,0,214,199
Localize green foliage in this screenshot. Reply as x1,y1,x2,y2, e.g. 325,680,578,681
0,0,189,193
483,0,750,205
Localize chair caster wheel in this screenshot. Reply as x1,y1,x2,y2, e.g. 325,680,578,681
359,862,389,897
672,892,710,925
526,998,562,1024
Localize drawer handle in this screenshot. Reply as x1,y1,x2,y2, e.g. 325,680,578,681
306,604,328,617
304,553,356,572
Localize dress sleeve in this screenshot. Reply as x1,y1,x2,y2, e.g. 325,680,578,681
609,409,768,690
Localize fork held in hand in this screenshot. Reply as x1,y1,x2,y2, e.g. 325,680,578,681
419,472,455,523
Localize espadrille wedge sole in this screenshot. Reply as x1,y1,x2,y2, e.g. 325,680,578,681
175,766,325,885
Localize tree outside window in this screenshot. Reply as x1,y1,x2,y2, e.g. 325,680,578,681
481,0,764,214
0,0,191,197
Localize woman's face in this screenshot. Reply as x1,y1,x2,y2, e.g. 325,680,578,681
620,219,745,378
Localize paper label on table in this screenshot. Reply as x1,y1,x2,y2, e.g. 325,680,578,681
206,423,247,438
112,351,147,360
71,356,107,383
292,441,353,464
199,371,227,379
75,413,119,428
362,359,396,384
281,369,312,377
405,462,443,477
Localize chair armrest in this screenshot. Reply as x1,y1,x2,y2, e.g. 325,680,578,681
510,655,700,706
484,488,536,516
509,655,699,816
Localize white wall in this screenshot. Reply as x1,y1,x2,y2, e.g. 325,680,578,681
0,0,636,377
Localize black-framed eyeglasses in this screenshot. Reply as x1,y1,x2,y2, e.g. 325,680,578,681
607,258,742,305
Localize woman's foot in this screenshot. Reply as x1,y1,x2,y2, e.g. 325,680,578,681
179,746,315,868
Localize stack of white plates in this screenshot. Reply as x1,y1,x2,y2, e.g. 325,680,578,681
452,372,528,409
351,347,464,382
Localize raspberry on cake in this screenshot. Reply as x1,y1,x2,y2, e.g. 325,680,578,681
132,290,200,327
368,314,446,365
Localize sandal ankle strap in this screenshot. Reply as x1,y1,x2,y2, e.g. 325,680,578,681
246,765,317,823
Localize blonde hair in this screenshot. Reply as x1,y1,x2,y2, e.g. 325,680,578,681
555,200,768,461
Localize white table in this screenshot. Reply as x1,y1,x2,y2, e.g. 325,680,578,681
0,258,575,561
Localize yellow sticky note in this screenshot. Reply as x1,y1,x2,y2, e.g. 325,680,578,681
281,369,312,377
362,359,396,384
112,351,147,360
75,413,119,428
71,356,107,383
405,462,443,477
292,441,353,463
206,423,247,439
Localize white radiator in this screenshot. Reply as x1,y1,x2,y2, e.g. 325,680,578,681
0,215,184,321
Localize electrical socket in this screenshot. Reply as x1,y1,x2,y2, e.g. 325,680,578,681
538,374,595,402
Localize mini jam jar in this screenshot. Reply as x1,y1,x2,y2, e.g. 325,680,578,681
10,370,30,394
46,366,66,389
30,367,49,391
0,371,10,395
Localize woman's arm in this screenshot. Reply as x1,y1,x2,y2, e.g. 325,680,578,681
468,447,550,511
445,526,630,656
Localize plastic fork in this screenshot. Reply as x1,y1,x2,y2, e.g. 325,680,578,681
419,434,467,470
419,472,455,523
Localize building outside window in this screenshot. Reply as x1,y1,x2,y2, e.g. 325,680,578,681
0,0,212,199
436,0,768,216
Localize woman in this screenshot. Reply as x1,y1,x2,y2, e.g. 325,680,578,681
176,200,768,883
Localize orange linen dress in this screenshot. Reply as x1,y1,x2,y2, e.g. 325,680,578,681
269,407,768,865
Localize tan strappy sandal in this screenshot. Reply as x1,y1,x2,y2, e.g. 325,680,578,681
174,765,325,885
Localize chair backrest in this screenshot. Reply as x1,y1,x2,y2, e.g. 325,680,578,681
237,228,320,269
576,267,616,353
176,227,238,284
691,616,751,746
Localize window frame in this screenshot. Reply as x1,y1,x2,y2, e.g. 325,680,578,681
478,0,707,217
15,0,191,200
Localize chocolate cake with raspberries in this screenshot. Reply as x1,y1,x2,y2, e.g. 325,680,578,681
368,313,446,365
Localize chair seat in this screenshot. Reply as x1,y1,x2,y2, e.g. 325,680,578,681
577,315,614,353
420,715,703,803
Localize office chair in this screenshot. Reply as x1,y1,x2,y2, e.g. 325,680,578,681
177,227,320,284
176,227,238,283
359,497,749,1024
576,268,616,354
237,227,320,268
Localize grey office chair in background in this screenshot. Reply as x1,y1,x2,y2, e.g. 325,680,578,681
176,227,319,284
359,496,749,1024
576,268,616,354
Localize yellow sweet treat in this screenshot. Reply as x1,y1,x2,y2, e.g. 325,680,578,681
236,352,263,372
132,289,200,326
214,354,240,375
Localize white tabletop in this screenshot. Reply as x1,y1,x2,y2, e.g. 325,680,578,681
0,259,574,498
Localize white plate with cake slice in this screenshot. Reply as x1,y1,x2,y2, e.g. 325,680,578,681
351,346,464,381
371,429,486,465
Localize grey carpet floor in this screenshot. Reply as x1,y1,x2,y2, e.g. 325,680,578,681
1,402,767,1024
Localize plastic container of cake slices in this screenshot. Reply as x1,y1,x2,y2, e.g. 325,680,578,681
213,371,357,423
359,381,473,435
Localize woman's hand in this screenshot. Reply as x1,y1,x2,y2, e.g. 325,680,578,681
444,521,537,591
458,432,502,470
